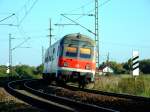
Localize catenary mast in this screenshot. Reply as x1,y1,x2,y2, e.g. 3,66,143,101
95,0,99,68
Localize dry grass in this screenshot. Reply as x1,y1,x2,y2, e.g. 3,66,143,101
93,75,150,97
93,76,121,92
0,86,40,112
0,88,23,103
0,76,40,112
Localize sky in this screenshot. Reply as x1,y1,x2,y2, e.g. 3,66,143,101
0,0,150,66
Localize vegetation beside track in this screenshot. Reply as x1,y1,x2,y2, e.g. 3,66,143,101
94,75,150,97
0,64,43,112
0,81,40,112
0,101,40,112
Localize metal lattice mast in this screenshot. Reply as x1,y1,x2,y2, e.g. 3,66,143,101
49,19,52,47
42,46,44,64
95,0,99,68
9,34,12,75
48,19,54,47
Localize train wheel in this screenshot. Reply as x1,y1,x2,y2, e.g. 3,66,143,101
56,75,66,86
78,75,86,89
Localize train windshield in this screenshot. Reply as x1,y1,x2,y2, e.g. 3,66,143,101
62,43,93,59
65,47,78,57
80,48,91,59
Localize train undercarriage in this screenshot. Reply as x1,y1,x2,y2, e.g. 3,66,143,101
42,71,94,89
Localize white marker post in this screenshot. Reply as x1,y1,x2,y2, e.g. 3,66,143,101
132,51,139,76
6,63,10,74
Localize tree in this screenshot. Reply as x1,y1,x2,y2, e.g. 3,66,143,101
34,64,44,74
123,58,132,74
99,61,126,74
109,61,126,74
15,65,35,78
0,65,7,77
139,59,150,74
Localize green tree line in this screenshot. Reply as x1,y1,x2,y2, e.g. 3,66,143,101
0,64,43,78
99,59,150,74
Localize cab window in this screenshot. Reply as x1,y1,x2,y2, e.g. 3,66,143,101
65,47,77,57
80,48,91,59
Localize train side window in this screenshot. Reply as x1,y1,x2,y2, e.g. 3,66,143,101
53,48,55,54
57,46,59,56
47,57,49,62
45,57,47,62
59,46,63,57
45,57,48,63
49,56,51,61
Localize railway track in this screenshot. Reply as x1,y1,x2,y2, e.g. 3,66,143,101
5,79,118,112
65,83,150,102
63,83,150,112
32,80,150,112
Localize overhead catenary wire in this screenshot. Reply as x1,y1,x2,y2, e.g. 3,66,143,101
56,0,111,31
10,0,39,44
18,0,39,25
68,0,94,13
0,13,15,23
75,0,111,21
61,14,95,35
12,37,30,51
0,13,18,27
0,0,39,44
54,0,94,28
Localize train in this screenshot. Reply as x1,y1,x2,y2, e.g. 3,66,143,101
42,33,96,88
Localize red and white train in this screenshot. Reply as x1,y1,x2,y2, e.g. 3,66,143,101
43,33,96,87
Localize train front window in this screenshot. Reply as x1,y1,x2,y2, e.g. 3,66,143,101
65,47,78,57
80,48,91,59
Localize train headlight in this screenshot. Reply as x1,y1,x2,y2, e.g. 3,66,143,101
85,64,91,70
64,62,68,67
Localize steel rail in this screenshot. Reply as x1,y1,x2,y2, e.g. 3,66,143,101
65,84,150,102
24,79,119,112
47,81,150,111
4,79,76,112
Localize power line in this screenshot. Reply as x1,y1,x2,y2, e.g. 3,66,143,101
0,23,18,26
89,0,112,14
18,0,39,25
11,0,39,42
60,14,95,35
12,37,30,50
75,0,111,21
0,13,15,23
68,0,94,13
0,13,19,27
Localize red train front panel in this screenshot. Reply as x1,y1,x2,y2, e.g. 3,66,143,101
57,45,96,82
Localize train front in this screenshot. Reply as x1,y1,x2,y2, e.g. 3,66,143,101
57,33,96,85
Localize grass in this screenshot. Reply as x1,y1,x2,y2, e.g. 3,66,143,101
0,87,40,112
93,74,150,97
0,102,40,112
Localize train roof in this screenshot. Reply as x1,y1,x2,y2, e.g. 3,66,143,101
61,33,95,45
